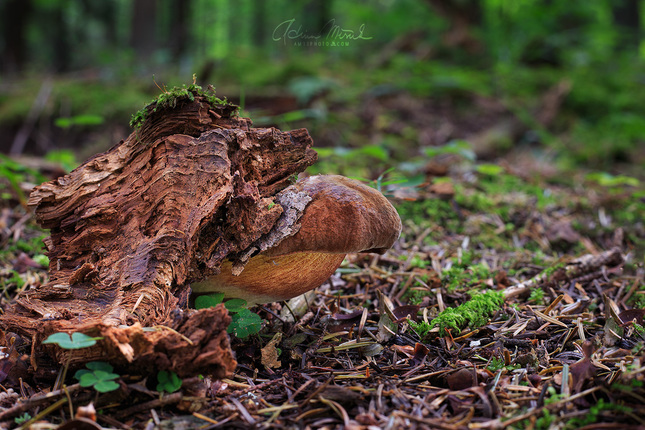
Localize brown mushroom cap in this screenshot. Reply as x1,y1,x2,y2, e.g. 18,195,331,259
265,175,402,257
191,175,402,303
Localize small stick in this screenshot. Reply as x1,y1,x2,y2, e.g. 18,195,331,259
113,392,183,420
503,247,622,299
0,384,82,421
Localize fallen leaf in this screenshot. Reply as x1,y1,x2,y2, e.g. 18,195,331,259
569,341,597,393
261,332,282,369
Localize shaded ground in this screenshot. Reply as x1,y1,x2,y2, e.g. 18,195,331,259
0,142,643,428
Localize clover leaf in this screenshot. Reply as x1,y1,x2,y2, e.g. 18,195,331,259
194,292,225,309
74,361,120,393
227,308,262,338
157,370,182,393
43,332,102,349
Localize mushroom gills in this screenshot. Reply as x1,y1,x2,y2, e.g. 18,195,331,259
191,251,346,304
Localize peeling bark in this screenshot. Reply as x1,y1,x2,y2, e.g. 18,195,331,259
0,93,317,378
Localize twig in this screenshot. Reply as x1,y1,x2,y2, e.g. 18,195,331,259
113,392,183,420
500,385,602,428
230,397,256,425
503,247,623,299
0,384,82,421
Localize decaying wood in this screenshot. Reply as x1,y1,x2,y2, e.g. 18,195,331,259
0,91,317,378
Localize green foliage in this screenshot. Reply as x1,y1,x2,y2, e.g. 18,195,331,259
395,198,460,243
32,254,49,267
74,361,120,393
409,320,433,339
403,283,432,306
42,332,102,349
288,76,337,104
54,114,104,129
194,292,225,309
310,145,393,178
424,140,476,161
476,163,504,176
194,294,262,339
533,409,555,430
224,298,248,313
156,370,182,393
14,413,32,425
585,172,640,188
45,149,78,173
0,271,23,296
431,290,505,336
486,357,520,372
541,386,565,406
528,288,545,305
0,155,48,204
564,399,632,430
228,308,263,339
442,260,493,292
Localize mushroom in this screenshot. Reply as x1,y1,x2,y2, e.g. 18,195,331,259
191,175,402,304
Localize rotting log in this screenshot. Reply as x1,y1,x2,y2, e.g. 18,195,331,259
0,88,317,379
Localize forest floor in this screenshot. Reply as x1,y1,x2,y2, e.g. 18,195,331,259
0,146,643,430
0,76,644,429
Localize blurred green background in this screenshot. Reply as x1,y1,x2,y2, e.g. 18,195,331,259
1,0,644,179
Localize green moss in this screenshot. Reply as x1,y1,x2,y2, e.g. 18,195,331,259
439,251,493,292
396,198,461,242
430,290,504,336
409,320,433,339
564,399,632,430
403,276,432,305
528,288,545,305
129,82,237,129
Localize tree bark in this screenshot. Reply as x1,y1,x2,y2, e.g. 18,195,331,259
0,91,317,380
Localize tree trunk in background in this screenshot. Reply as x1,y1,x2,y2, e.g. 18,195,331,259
130,0,158,62
611,0,641,49
169,0,191,61
303,0,332,35
84,0,118,47
49,5,71,72
252,0,266,49
1,0,31,74
424,0,482,51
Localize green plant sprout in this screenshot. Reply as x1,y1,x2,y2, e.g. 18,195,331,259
424,140,475,161
486,356,521,372
157,370,182,393
74,361,120,393
14,412,31,425
195,294,263,338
